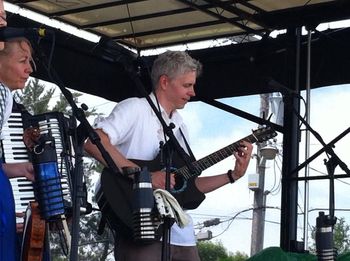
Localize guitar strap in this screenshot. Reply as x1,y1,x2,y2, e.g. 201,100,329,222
179,128,196,161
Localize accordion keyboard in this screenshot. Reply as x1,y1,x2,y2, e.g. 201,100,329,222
1,111,73,223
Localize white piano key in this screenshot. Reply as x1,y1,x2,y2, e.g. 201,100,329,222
1,139,25,143
3,158,29,163
11,181,34,187
13,192,35,200
3,155,30,160
3,148,28,152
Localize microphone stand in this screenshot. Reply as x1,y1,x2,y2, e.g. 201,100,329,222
288,99,349,260
31,37,121,261
290,104,350,175
269,78,349,258
160,140,173,261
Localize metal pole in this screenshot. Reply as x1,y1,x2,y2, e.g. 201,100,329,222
303,28,312,251
280,27,301,252
250,93,269,256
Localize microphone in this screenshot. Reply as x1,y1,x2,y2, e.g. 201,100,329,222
131,167,159,243
0,27,53,41
315,211,338,260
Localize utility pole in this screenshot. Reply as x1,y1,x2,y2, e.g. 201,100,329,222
250,93,270,256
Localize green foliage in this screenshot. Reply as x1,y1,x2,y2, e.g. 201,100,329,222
51,92,99,118
85,159,104,175
198,241,228,261
15,78,100,118
77,212,114,261
51,92,82,115
310,216,350,255
333,217,350,253
198,241,249,261
16,77,114,260
50,168,114,260
77,169,114,260
14,78,55,114
224,251,249,261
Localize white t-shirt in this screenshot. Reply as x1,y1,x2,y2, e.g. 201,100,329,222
93,93,197,246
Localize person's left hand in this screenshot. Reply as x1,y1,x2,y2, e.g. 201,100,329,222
21,162,35,181
232,140,253,180
3,162,35,180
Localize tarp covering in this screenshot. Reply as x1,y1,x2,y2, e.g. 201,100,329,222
248,247,350,261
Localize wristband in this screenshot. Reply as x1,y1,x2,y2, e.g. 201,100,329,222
227,169,235,184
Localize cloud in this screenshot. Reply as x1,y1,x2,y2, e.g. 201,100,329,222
181,86,350,256
85,85,350,256
181,98,263,254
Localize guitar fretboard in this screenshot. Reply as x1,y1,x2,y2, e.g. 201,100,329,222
175,128,276,180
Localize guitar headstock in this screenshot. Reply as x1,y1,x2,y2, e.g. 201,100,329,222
251,126,277,143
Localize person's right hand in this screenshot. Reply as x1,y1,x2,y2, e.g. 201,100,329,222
151,171,175,190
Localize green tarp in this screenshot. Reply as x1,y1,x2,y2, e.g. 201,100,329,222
247,247,350,261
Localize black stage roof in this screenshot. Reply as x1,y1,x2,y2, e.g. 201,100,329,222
5,0,350,102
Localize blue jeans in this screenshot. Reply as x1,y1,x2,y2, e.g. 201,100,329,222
0,165,17,261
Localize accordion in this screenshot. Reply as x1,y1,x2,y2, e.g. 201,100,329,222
0,109,75,223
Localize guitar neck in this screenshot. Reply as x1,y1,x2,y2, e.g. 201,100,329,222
175,133,258,180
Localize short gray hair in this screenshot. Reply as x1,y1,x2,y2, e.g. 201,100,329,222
150,51,202,89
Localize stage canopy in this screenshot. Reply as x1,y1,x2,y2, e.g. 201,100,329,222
5,0,350,102
5,0,350,254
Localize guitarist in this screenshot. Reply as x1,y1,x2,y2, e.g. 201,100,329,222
84,50,253,261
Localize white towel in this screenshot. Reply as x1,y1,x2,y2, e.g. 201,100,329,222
153,189,190,228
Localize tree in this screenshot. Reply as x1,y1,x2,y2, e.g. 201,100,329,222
14,78,99,117
198,241,228,261
221,251,248,261
333,217,350,253
16,78,114,260
310,216,350,255
198,241,249,261
14,78,55,114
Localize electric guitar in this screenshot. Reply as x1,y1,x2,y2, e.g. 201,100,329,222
96,126,277,239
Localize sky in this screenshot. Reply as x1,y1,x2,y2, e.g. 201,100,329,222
72,83,350,257
5,0,350,257
18,37,350,260
184,85,350,256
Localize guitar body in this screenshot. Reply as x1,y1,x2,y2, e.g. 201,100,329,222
131,151,206,210
21,201,46,261
97,127,277,240
96,169,135,239
96,154,206,240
